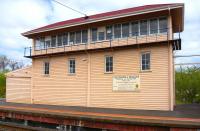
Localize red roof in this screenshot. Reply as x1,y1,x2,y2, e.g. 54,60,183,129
22,3,182,36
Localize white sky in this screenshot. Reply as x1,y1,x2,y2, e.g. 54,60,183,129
0,0,199,65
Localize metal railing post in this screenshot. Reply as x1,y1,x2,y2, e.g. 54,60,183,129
167,28,169,41
136,35,138,44
30,47,32,56
24,47,26,56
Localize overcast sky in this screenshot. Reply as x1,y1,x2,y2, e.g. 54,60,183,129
0,0,199,65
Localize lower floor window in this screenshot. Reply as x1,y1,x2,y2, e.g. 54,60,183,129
44,62,50,75
141,52,150,71
105,56,113,72
69,59,76,74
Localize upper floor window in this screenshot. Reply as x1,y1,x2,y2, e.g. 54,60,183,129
140,20,148,35
91,28,97,42
150,18,158,34
98,32,105,41
45,40,51,48
75,31,81,44
57,34,63,46
131,21,139,36
35,38,45,50
159,17,168,33
141,52,150,71
44,61,50,75
106,25,113,40
114,24,121,38
51,36,56,47
105,56,113,73
122,23,129,38
34,16,168,50
69,32,75,45
82,30,88,43
68,59,76,74
63,33,68,46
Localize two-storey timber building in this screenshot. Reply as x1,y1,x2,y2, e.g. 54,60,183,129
6,3,184,111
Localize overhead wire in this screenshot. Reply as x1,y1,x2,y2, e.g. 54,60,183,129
52,0,88,17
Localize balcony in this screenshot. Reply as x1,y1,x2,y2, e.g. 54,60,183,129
24,28,181,58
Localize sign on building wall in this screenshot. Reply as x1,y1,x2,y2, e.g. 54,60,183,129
113,75,140,91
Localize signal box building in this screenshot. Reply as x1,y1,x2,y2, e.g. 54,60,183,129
6,3,184,111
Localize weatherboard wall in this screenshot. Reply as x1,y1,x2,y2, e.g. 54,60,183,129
31,44,172,110
6,67,32,104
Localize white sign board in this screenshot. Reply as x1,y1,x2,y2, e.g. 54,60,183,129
113,75,140,91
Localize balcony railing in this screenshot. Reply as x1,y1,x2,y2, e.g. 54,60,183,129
24,28,181,58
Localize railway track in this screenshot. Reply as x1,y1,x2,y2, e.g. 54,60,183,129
0,121,56,131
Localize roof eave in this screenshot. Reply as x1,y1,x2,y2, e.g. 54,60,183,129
22,3,184,38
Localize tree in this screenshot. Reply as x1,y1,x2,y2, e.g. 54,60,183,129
0,55,9,72
0,55,25,72
176,66,200,104
9,60,24,71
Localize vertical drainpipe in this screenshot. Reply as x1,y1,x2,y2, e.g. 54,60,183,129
168,7,174,111
30,39,34,104
86,28,91,107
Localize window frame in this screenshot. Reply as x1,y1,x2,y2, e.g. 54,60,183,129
104,55,113,73
35,38,45,50
57,34,63,47
131,21,140,37
114,24,122,39
62,32,68,46
106,25,113,40
43,61,50,75
69,32,75,45
51,36,57,48
122,22,130,38
98,31,105,41
139,19,148,36
75,31,82,44
149,18,159,35
140,51,151,71
159,17,168,34
82,30,88,43
68,58,76,74
91,28,98,42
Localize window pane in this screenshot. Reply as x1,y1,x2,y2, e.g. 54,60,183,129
146,53,150,60
98,32,105,41
69,32,75,44
141,52,150,70
75,31,81,44
40,38,45,49
122,23,129,38
159,17,167,33
142,65,145,70
140,20,148,35
132,21,139,36
82,30,88,43
142,54,146,60
114,24,121,38
44,62,49,75
63,33,68,45
150,19,158,34
51,36,56,47
69,59,75,74
45,40,51,48
106,26,112,40
57,35,62,46
91,28,97,41
105,56,113,72
35,39,41,50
